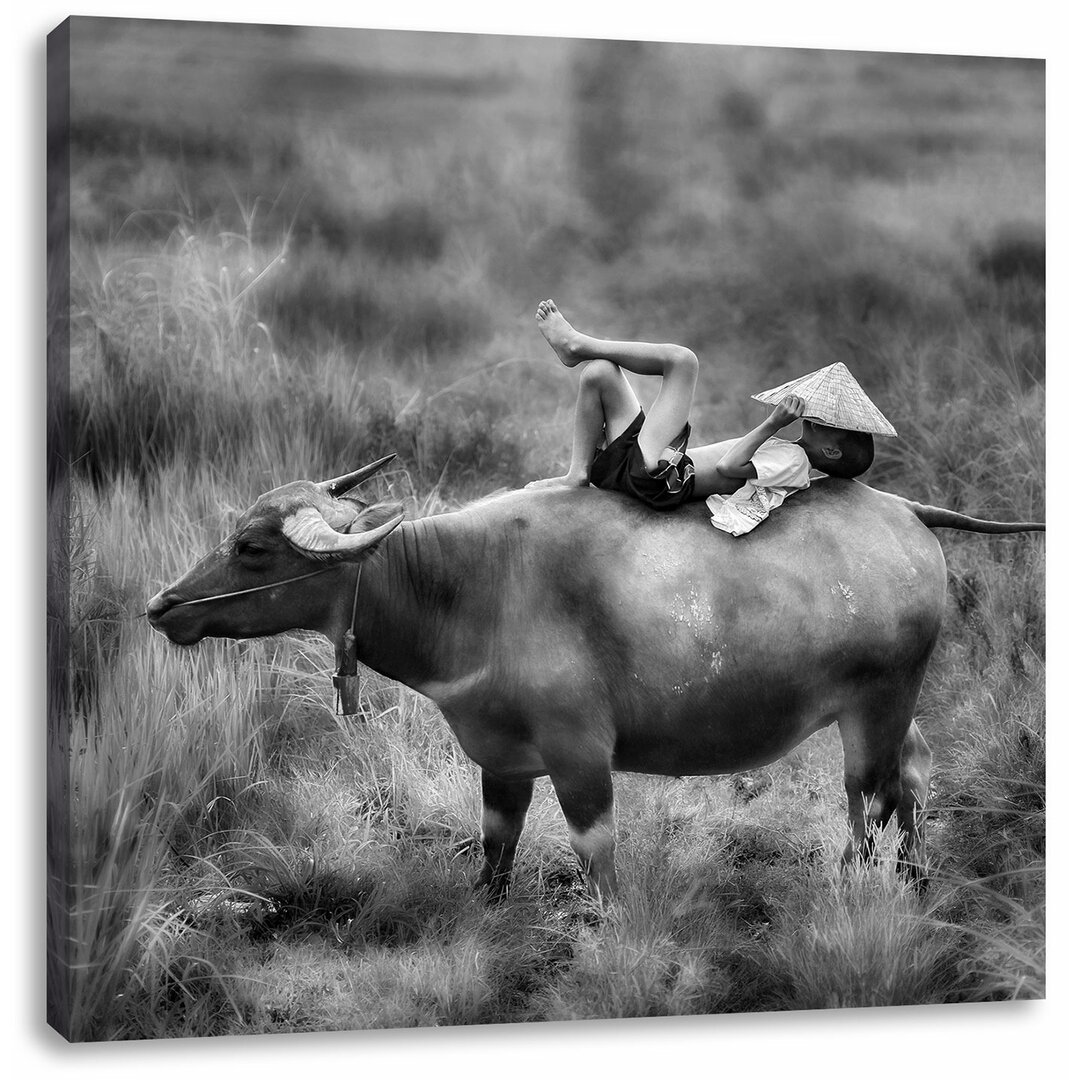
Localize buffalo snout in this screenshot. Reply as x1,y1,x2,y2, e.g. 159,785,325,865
145,589,175,626
145,589,205,644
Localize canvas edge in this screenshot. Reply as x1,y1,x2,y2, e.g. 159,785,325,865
46,14,73,1043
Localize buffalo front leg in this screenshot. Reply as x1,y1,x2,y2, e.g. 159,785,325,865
549,761,617,901
475,772,534,901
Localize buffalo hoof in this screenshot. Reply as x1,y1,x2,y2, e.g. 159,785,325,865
897,858,931,894
473,869,512,904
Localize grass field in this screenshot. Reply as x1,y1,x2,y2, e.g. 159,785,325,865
49,18,1044,1039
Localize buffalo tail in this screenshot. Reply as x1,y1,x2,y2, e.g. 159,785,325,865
910,502,1045,533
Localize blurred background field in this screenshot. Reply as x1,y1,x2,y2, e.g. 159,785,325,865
50,18,1044,1039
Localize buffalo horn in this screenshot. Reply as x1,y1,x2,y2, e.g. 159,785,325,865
319,454,397,497
282,506,404,555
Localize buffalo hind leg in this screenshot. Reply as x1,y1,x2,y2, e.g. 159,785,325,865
549,761,617,901
839,709,932,884
895,721,932,885
475,772,534,901
838,712,906,869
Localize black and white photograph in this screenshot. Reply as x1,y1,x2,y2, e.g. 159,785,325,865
40,1,1059,1062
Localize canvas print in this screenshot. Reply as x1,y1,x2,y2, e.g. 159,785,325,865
47,16,1045,1040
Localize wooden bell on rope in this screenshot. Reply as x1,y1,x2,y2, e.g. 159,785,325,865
334,628,361,716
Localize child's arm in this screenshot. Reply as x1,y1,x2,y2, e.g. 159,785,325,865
716,395,805,479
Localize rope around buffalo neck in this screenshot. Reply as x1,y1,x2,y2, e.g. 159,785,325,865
335,563,364,715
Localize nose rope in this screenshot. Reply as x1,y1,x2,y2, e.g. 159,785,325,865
162,567,337,609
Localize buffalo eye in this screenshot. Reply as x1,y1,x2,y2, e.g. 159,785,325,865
235,537,271,562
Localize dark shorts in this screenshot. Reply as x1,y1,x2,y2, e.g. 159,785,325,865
589,410,696,511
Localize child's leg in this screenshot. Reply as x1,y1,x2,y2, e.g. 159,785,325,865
527,358,641,489
536,300,697,471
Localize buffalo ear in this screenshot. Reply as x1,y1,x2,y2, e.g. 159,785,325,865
345,502,406,535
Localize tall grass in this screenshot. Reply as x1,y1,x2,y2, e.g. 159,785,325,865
764,856,959,1010
52,22,1044,1038
70,222,527,498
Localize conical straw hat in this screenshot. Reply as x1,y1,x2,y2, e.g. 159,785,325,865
751,362,898,437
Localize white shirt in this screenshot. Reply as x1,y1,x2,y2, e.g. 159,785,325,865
705,437,817,536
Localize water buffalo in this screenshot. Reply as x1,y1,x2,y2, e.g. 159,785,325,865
146,456,1044,899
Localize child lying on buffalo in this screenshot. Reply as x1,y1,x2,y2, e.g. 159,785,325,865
526,300,895,535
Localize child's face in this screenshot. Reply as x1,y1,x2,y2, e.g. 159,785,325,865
797,421,843,470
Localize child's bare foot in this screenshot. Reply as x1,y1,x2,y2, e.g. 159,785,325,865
536,299,586,367
526,473,590,491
